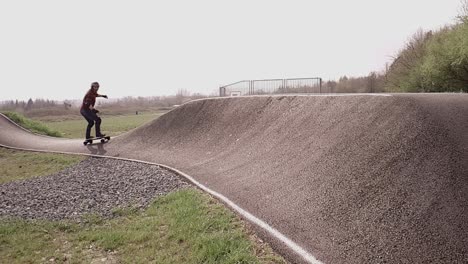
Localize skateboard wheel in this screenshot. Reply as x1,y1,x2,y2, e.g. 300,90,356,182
101,139,105,143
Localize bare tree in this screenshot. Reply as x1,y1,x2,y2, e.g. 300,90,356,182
175,89,190,104
458,0,468,22
385,29,434,91
367,72,377,93
26,98,33,111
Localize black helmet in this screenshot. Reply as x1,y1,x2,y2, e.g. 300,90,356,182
91,82,100,88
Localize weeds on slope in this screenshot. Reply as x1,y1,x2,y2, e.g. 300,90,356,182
2,111,62,137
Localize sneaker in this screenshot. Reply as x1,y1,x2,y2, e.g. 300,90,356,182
96,134,106,138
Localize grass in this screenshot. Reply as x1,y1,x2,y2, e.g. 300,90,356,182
0,147,84,184
43,112,164,138
0,148,286,263
2,111,62,137
2,110,165,139
77,189,280,263
0,189,285,264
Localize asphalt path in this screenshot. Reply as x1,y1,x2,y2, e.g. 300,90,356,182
1,93,467,264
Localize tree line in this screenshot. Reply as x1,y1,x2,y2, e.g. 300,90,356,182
327,0,468,93
0,98,70,111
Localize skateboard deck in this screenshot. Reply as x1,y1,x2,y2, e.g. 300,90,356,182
83,136,111,145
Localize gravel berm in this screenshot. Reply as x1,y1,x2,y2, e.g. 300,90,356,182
0,157,191,220
108,94,468,264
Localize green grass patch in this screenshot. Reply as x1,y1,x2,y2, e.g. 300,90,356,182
0,218,79,263
0,189,285,264
0,148,284,263
43,112,163,138
2,111,63,137
0,147,84,184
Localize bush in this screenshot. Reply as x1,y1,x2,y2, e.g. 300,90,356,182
385,16,468,92
421,23,468,92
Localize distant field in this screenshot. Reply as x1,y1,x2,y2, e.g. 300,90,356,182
43,112,165,138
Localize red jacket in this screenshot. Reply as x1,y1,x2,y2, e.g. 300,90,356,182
81,90,98,111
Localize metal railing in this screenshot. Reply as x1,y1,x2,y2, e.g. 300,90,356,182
219,77,322,96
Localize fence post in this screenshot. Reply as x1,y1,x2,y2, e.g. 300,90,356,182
250,80,254,95
319,78,322,93
219,86,225,97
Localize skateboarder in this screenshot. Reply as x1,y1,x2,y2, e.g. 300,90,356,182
80,82,108,140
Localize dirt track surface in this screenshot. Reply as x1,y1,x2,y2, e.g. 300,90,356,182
1,94,467,263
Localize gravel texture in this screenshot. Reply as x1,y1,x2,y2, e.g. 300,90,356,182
0,157,191,220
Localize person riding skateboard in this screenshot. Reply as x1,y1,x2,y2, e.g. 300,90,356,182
80,82,108,140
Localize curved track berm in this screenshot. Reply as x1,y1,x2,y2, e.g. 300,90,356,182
1,94,467,263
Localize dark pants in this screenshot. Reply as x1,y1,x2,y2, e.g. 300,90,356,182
80,109,102,139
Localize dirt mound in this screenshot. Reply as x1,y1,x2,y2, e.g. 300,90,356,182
110,94,468,263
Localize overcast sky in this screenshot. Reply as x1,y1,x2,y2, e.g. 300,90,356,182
0,0,463,101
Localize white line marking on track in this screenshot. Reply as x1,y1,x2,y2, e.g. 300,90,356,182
0,143,324,264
